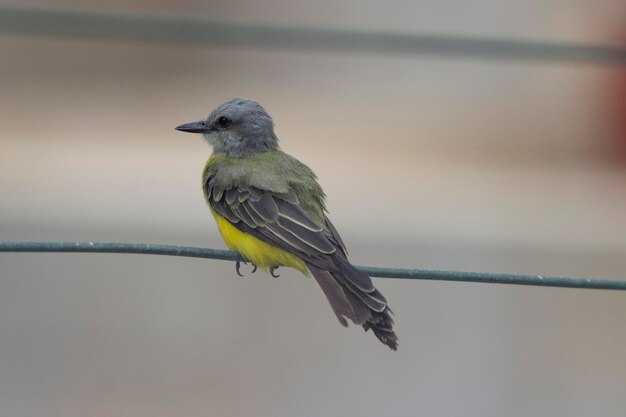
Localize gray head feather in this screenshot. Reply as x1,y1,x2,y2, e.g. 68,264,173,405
203,98,279,157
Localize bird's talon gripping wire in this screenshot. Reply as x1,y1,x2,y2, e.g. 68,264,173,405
270,267,280,278
235,260,245,277
236,260,258,276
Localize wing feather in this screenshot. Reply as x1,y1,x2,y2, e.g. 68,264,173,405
241,203,267,226
276,217,335,254
225,188,239,206
325,217,348,255
232,205,257,229
276,202,323,232
249,193,279,223
213,198,240,223
212,184,225,201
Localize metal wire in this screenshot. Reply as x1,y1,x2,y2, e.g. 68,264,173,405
1,241,624,290
1,4,625,65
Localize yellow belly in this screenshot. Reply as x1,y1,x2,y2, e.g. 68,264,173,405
212,211,309,275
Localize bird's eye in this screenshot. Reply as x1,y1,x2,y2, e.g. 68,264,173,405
216,116,232,129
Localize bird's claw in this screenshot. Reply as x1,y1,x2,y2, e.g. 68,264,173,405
270,267,280,278
235,260,258,276
235,260,245,277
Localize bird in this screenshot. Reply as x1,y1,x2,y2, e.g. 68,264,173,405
176,98,397,350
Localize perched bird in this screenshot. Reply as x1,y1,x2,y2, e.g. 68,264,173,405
176,98,398,350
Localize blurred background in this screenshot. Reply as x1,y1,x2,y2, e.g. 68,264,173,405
1,1,625,416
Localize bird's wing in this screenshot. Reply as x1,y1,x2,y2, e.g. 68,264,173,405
206,173,396,348
207,176,379,292
206,176,338,262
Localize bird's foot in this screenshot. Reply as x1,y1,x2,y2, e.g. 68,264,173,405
269,266,280,278
235,260,245,277
235,260,258,276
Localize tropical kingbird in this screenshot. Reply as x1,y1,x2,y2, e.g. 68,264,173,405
176,98,397,350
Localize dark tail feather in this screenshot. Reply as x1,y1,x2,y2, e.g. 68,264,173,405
309,260,398,351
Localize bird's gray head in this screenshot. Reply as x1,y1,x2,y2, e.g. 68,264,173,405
175,98,279,157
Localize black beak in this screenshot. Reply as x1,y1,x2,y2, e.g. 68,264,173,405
175,120,211,133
